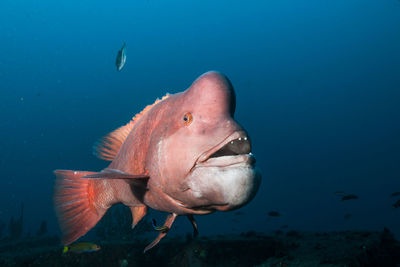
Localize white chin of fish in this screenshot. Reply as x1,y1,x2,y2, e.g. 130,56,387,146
188,158,261,209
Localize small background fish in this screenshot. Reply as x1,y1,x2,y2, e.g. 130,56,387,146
115,42,126,71
268,211,281,217
341,194,359,201
62,242,100,254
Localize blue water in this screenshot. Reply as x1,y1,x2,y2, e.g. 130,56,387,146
0,0,399,241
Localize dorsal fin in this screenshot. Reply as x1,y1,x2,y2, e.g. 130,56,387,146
94,94,170,161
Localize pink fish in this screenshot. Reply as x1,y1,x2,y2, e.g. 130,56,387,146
54,71,261,252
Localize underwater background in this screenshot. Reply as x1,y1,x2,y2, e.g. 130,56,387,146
0,0,400,264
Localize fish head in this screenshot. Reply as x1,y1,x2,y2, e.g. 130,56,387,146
91,244,101,251
151,71,261,213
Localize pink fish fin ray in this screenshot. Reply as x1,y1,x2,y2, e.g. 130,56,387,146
93,94,170,161
143,213,177,253
53,170,109,245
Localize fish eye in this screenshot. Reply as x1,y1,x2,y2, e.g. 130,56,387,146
183,112,193,126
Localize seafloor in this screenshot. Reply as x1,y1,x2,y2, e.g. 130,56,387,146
0,228,399,267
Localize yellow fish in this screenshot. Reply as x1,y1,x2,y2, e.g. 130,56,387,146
152,219,169,233
62,242,100,254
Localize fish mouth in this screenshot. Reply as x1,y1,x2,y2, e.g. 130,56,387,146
196,131,255,167
184,133,259,212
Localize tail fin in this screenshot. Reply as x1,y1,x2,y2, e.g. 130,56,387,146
53,170,109,245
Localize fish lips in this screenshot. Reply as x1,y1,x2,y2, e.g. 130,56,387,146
195,154,255,168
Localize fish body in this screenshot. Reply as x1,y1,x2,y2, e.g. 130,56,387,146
391,192,400,197
54,71,261,251
115,42,126,71
344,213,352,219
62,242,100,254
334,191,346,196
152,219,169,233
268,211,281,217
393,200,400,209
341,194,359,201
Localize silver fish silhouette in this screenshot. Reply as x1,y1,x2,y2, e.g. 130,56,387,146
116,43,127,71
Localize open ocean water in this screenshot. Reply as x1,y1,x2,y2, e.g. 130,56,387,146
0,0,400,266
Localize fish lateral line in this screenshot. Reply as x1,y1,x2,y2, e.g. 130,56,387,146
81,168,150,182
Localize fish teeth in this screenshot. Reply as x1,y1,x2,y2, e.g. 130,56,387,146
230,136,248,144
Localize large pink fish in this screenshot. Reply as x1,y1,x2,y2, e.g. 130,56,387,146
54,71,261,251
